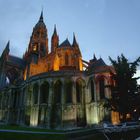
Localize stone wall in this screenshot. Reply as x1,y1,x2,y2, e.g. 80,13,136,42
0,71,112,128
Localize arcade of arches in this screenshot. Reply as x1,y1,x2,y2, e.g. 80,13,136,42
0,72,114,128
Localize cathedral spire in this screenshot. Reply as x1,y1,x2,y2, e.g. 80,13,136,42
1,41,10,60
4,41,10,55
53,24,57,35
6,40,10,50
73,33,76,43
93,53,97,60
39,10,43,22
72,33,78,47
51,25,59,52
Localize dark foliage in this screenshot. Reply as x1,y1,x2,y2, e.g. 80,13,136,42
108,54,140,121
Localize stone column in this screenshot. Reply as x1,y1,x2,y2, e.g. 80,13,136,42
94,76,99,123
47,81,53,128
61,79,65,128
6,90,11,124
72,81,76,104
36,83,40,126
26,84,32,126
1,93,5,122
72,81,77,126
19,88,24,125
22,87,27,125
94,78,97,102
82,84,87,126
37,82,41,105
0,92,3,121
16,89,21,124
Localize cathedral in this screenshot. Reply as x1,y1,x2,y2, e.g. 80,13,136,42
0,12,117,129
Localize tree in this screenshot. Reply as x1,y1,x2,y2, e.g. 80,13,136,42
109,54,140,122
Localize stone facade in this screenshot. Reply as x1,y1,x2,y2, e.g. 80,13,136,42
0,12,115,128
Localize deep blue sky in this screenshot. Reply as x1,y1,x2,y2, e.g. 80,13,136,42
0,0,140,65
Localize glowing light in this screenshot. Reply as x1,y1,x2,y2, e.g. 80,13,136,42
23,67,27,80
53,55,59,71
111,111,120,125
79,57,83,71
33,45,37,51
126,113,131,119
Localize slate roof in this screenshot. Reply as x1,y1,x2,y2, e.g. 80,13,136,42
59,39,71,48
7,55,26,69
87,58,114,73
90,58,106,68
35,21,46,29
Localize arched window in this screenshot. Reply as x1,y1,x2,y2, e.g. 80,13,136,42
54,81,62,104
40,82,49,104
76,81,82,103
40,44,46,57
32,55,38,64
99,78,105,99
33,84,39,104
90,80,95,101
65,81,72,103
65,53,69,65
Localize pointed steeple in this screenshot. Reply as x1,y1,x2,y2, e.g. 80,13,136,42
1,41,10,60
39,10,43,22
93,53,97,61
53,24,57,35
4,41,10,55
51,25,59,52
72,33,78,46
73,33,76,43
72,33,81,56
6,40,10,50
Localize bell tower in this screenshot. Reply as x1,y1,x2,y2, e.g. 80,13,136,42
27,11,48,63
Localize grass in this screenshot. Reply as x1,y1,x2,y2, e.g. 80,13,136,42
0,124,64,132
0,124,66,140
0,125,66,140
2,124,140,140
0,132,65,140
0,125,104,140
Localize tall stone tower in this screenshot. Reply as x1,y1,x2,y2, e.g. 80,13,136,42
27,11,48,63
23,11,49,78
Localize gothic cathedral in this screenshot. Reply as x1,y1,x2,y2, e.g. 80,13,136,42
0,12,117,129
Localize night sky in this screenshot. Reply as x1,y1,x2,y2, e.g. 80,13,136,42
0,0,140,79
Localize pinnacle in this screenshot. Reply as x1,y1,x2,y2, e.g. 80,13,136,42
39,10,43,22
53,24,57,35
93,54,97,60
73,33,78,46
5,40,10,50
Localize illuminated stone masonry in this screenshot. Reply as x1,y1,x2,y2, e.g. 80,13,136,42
0,12,116,129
